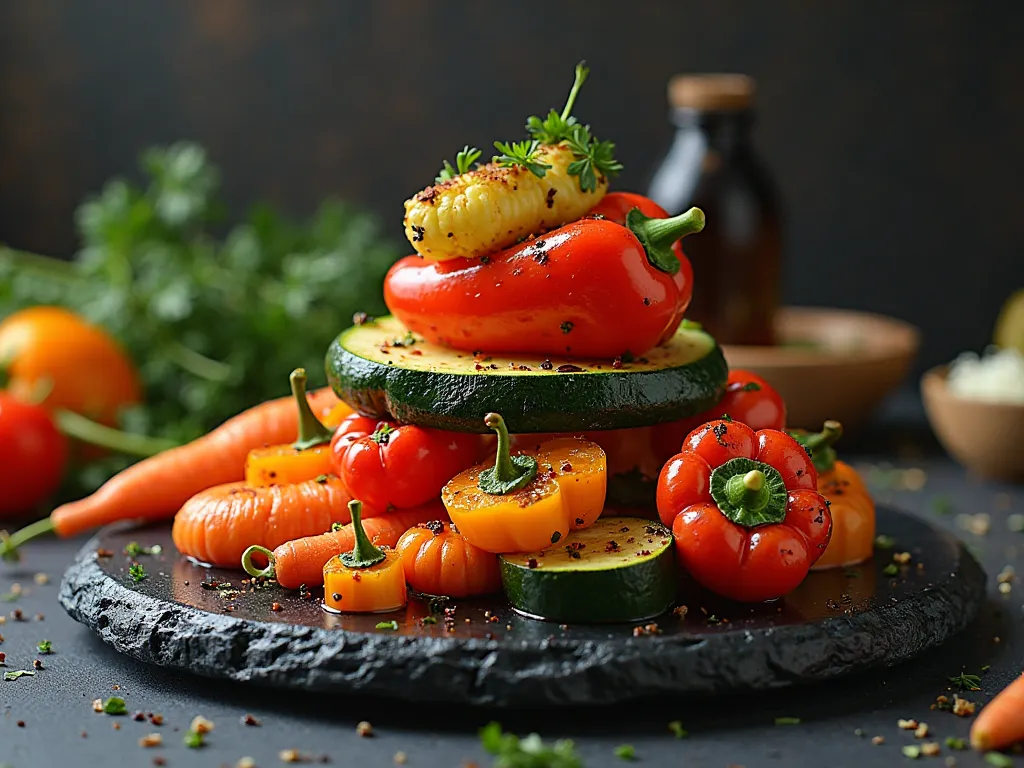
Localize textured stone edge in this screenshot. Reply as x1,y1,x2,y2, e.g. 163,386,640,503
59,527,986,707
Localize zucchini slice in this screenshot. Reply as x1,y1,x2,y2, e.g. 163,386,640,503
325,316,727,433
499,517,675,624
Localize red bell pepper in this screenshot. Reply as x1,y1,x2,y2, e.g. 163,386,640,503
651,370,787,465
383,193,703,359
331,414,481,511
656,419,831,602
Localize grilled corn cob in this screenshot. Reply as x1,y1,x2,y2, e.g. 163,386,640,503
403,143,608,261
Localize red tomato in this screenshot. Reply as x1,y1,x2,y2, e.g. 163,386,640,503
651,370,787,464
330,415,480,510
0,394,68,516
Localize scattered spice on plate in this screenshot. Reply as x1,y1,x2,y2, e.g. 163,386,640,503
898,719,920,730
394,752,408,765
139,733,162,748
921,742,941,757
871,736,885,745
133,711,146,721
894,551,913,565
153,758,166,766
149,713,164,726
191,716,215,734
32,659,42,670
357,720,374,737
36,639,52,654
952,697,976,717
238,758,256,768
241,713,261,726
914,722,930,738
92,698,104,713
33,573,48,586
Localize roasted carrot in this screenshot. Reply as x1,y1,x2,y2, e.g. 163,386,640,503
0,387,342,560
396,521,501,597
172,474,377,567
242,500,447,589
971,671,1024,751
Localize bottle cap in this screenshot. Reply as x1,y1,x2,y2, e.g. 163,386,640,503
668,74,755,111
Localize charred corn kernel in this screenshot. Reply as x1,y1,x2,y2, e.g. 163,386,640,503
403,144,607,261
323,500,407,613
524,437,607,530
244,444,333,488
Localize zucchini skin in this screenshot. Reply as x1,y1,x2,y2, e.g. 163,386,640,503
500,548,677,624
325,332,728,435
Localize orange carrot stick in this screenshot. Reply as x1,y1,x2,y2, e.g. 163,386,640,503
171,474,377,568
1,387,341,559
242,500,447,589
971,671,1024,751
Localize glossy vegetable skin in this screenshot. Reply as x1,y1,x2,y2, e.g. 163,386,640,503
790,422,875,570
172,474,378,567
0,394,67,516
396,521,502,597
657,420,832,602
323,501,407,613
331,414,481,510
652,370,787,464
384,205,703,359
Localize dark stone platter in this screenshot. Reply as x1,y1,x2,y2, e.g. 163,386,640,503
59,506,985,707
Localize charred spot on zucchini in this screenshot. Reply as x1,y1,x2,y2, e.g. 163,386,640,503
325,316,727,433
499,517,675,623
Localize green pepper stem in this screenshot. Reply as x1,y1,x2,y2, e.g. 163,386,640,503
484,413,516,483
559,62,590,123
724,469,769,510
241,545,277,581
54,409,179,457
289,368,334,451
800,420,843,452
478,413,538,495
0,518,57,562
340,500,386,569
626,207,706,275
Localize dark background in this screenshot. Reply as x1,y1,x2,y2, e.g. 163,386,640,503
1,0,1022,377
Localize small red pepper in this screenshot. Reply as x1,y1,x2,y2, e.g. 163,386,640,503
651,370,787,464
330,414,481,511
656,419,831,602
383,193,703,359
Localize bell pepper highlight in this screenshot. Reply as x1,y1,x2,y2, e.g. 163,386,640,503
323,500,407,613
244,369,334,488
790,421,876,571
657,419,833,602
442,413,570,553
519,436,607,529
384,205,704,359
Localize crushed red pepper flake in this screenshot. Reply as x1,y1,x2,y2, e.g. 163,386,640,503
241,713,262,726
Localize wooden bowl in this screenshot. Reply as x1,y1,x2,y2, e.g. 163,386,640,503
721,307,920,430
921,366,1024,482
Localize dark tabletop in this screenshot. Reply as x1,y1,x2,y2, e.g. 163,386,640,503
0,405,1021,768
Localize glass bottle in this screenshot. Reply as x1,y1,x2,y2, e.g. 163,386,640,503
647,74,782,346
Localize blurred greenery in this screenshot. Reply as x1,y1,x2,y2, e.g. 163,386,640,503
0,142,398,495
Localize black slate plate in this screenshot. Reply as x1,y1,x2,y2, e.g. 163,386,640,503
59,506,985,707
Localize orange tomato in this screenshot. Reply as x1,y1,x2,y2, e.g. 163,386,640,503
396,521,501,598
0,307,141,428
810,460,875,570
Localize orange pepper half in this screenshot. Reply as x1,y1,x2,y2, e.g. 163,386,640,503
323,500,407,613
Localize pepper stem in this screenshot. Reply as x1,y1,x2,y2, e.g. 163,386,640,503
559,62,590,123
626,206,706,275
241,545,277,581
788,420,843,475
478,413,538,495
54,409,179,457
289,368,334,451
724,469,769,510
340,500,386,569
710,458,788,528
0,518,57,563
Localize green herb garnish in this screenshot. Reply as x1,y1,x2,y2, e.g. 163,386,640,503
375,621,398,632
526,62,589,145
103,697,127,715
124,542,162,558
493,140,552,179
564,124,623,193
184,729,204,748
774,717,801,725
883,564,899,577
614,744,636,760
985,753,1014,768
36,640,52,654
949,672,982,691
436,146,482,184
875,534,896,550
902,745,921,759
945,737,967,750
931,495,954,515
668,720,688,739
128,563,147,583
480,722,582,768
4,670,35,681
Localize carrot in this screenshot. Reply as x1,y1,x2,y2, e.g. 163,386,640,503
171,474,377,567
242,500,447,589
971,671,1024,751
396,521,502,598
0,387,342,559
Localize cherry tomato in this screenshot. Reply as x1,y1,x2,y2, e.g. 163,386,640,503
0,393,68,516
330,414,481,510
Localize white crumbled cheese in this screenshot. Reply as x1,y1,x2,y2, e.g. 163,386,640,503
946,347,1024,404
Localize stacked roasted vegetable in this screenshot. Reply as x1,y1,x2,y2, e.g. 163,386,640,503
2,63,877,622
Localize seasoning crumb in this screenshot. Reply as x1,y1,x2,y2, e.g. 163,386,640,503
93,698,104,713
898,719,919,730
241,713,261,726
672,605,688,619
33,573,49,586
394,752,408,765
149,713,164,726
872,736,885,745
999,582,1012,595
271,602,283,612
1007,514,1024,532
914,722,929,738
356,720,374,737
113,722,121,731
190,715,215,734
32,659,42,670
952,696,976,717
894,551,913,564
279,749,303,763
997,565,1016,584
139,733,162,748
153,758,166,767
17,720,24,727
238,758,256,768
902,745,921,759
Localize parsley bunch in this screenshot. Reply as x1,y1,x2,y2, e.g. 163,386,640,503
0,143,398,497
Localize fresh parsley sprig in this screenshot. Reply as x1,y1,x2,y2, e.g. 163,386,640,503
435,145,482,184
564,124,623,193
526,61,589,145
480,722,582,768
493,140,552,178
